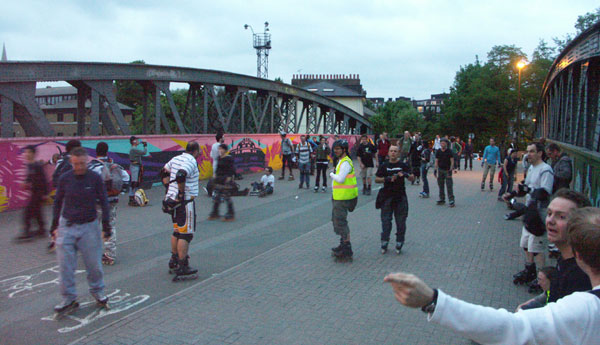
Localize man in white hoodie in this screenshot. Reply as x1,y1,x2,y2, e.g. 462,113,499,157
384,207,600,345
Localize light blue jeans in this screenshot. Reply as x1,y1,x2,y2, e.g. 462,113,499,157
56,218,105,303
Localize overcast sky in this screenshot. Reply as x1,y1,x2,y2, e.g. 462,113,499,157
2,0,597,99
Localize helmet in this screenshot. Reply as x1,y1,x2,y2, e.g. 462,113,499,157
332,139,349,151
134,189,149,206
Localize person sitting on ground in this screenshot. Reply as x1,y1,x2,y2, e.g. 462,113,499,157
517,266,557,310
384,206,600,345
251,167,275,197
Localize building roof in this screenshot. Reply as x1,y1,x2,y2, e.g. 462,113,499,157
303,81,364,98
40,99,133,111
35,86,78,97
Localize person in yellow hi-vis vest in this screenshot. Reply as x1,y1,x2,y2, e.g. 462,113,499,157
329,139,359,260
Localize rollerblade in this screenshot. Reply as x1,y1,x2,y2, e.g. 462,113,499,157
278,175,285,180
14,232,35,242
94,294,110,310
288,175,295,181
53,300,79,319
366,186,371,196
481,183,485,191
172,257,199,282
207,212,220,221
528,279,543,294
489,184,494,191
314,186,319,193
168,253,179,274
436,200,445,205
513,263,536,285
333,242,353,262
381,241,389,254
101,253,115,266
449,201,455,208
321,186,326,193
331,238,344,256
395,242,404,254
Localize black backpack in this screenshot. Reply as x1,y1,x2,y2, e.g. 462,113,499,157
52,154,72,186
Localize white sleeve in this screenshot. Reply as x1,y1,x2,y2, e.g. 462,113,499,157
329,161,352,183
121,168,130,182
539,167,554,194
429,290,598,345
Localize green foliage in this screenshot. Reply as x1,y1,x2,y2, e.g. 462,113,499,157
370,100,422,137
115,60,146,108
129,89,189,135
553,7,600,52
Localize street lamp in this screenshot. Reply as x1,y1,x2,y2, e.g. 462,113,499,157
516,60,526,146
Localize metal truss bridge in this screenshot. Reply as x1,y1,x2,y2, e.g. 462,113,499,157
0,62,372,137
537,21,600,154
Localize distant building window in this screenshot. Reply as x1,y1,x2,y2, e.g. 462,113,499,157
57,113,64,122
436,106,441,113
417,106,424,113
57,132,63,137
307,88,318,92
323,88,334,92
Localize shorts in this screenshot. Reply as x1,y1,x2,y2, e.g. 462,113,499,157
520,226,545,253
172,199,196,235
360,166,374,178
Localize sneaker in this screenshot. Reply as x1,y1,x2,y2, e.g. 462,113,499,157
395,242,404,254
436,200,445,205
278,176,285,180
489,185,494,191
288,176,295,181
54,300,79,313
422,193,429,198
449,201,455,208
321,187,326,193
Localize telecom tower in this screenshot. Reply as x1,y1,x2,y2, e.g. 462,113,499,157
244,22,271,79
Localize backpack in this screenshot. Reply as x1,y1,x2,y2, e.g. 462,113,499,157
90,159,125,197
52,154,72,187
134,188,149,206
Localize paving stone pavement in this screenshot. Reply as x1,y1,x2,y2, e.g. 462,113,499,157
73,166,534,345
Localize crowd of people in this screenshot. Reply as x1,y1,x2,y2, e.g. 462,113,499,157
11,131,600,343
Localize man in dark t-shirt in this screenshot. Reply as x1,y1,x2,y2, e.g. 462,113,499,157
375,145,415,254
435,139,455,207
209,144,236,221
357,135,377,195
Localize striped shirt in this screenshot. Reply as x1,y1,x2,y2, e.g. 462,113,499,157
164,152,200,200
296,142,312,164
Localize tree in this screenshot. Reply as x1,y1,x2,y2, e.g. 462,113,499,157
115,60,146,108
370,100,422,137
553,7,600,52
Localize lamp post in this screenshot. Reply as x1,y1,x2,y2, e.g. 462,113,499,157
244,22,271,79
516,60,526,146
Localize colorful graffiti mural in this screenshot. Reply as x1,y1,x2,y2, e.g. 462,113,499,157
0,134,360,212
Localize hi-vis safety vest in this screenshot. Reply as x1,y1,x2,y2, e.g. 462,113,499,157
332,156,358,200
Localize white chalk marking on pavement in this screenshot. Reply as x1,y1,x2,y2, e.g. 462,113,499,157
0,265,85,299
41,289,150,333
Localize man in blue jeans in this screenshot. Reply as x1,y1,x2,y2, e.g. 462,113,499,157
50,147,112,314
481,138,501,191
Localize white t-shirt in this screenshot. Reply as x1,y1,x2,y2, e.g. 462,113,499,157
164,152,200,200
211,142,221,160
261,174,275,187
525,161,554,204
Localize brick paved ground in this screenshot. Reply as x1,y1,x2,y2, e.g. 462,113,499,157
73,166,533,345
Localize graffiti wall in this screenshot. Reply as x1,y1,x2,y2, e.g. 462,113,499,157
0,134,361,212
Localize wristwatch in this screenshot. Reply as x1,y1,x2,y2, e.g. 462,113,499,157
421,289,438,314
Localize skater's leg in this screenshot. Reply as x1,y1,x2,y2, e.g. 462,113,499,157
77,221,105,298
437,171,446,201
380,198,393,245
421,165,429,195
33,195,46,234
104,203,118,260
225,196,235,218
447,174,455,204
393,196,409,243
23,196,35,235
488,164,496,188
481,163,490,184
507,172,515,193
56,219,78,303
332,200,350,241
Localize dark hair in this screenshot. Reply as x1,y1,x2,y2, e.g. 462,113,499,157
567,207,600,273
529,142,545,153
96,142,108,156
24,145,36,154
547,143,561,152
216,133,223,141
266,167,273,173
186,141,200,153
219,143,229,151
539,266,558,281
551,188,592,208
361,134,368,139
65,139,81,153
70,147,88,157
129,136,138,144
